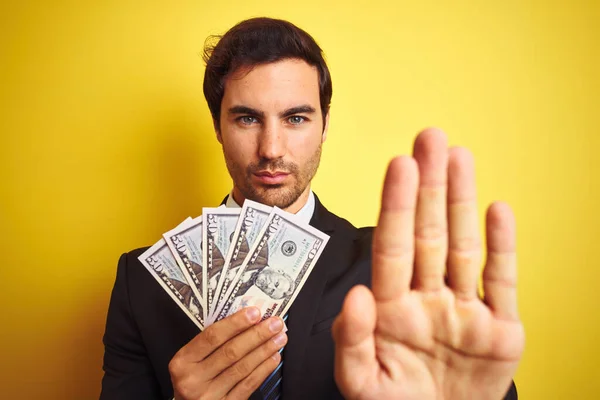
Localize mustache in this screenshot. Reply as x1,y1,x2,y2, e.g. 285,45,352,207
247,158,298,174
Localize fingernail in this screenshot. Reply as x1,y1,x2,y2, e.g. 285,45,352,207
246,307,260,322
269,317,283,333
273,332,287,347
271,351,281,362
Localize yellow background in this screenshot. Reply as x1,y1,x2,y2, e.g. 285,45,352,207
1,0,598,398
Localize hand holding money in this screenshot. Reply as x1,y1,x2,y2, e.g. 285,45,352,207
169,307,287,400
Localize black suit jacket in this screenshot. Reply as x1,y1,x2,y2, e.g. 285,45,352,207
100,195,517,399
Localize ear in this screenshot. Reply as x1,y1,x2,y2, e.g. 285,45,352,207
321,111,330,143
213,118,223,144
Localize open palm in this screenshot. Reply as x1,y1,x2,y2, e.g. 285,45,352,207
332,129,525,400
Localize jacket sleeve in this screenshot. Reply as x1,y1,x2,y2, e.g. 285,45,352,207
100,253,163,400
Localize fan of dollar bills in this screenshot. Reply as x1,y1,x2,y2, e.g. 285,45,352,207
139,199,330,330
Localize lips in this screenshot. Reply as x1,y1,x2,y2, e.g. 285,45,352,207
253,171,290,185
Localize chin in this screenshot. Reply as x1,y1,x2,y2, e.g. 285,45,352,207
251,185,301,209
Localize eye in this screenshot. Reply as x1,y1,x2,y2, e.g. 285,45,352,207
239,116,258,125
288,116,305,125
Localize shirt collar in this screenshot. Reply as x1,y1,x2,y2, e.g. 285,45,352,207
225,190,316,225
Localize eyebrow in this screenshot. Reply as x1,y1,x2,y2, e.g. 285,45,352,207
227,104,316,119
280,105,316,118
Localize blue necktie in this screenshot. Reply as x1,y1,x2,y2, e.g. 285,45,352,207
259,314,288,400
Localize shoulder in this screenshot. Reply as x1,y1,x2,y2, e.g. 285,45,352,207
312,197,374,257
125,246,151,261
319,207,375,281
336,218,373,260
325,209,374,249
356,225,374,255
112,246,153,292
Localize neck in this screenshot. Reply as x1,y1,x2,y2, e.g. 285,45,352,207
232,186,311,214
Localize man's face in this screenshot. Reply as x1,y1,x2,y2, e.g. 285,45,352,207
217,58,328,211
255,268,293,300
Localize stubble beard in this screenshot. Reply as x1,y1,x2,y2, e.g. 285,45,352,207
225,144,322,209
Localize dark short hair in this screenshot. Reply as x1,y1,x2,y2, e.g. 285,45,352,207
202,17,332,131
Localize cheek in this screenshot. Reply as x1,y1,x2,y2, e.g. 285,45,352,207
223,136,255,164
288,132,321,161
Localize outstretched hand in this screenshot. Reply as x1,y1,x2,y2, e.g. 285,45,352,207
332,128,524,399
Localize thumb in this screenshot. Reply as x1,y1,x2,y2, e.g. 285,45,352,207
333,285,376,347
332,285,377,398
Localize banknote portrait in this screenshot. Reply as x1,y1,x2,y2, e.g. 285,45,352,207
233,238,295,300
139,238,205,328
231,237,269,296
163,275,202,317
207,242,225,290
217,232,250,295
203,208,241,313
163,218,205,310
187,259,203,294
253,268,295,300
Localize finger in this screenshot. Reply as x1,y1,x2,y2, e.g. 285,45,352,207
332,285,378,398
372,156,418,301
178,307,261,362
210,328,287,398
201,316,285,380
412,128,449,291
447,147,482,300
227,351,282,400
483,202,518,320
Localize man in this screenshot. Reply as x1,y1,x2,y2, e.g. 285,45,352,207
101,17,524,400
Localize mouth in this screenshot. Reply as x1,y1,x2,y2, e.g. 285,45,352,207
253,170,290,185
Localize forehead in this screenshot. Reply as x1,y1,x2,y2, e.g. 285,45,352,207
222,59,320,110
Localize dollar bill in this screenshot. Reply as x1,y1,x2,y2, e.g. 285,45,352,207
210,200,272,323
139,235,204,330
163,215,206,321
213,207,329,323
202,208,241,324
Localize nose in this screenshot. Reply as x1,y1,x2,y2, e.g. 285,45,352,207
257,119,287,160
